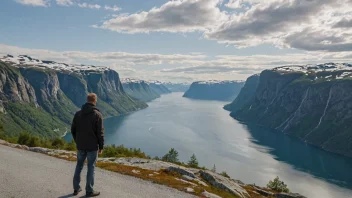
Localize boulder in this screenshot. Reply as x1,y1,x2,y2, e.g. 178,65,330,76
201,190,222,198
184,187,195,193
182,175,195,181
167,166,196,178
0,139,8,145
200,170,249,198
253,186,274,197
29,147,52,154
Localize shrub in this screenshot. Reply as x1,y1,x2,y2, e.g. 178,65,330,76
101,144,148,158
221,171,230,178
162,148,179,163
51,137,65,149
64,140,76,151
187,154,199,168
17,132,31,145
267,176,290,193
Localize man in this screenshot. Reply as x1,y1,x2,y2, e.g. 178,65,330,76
71,93,104,197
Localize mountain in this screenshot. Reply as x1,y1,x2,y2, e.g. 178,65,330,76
227,63,352,157
147,81,171,95
0,55,147,138
183,80,245,101
162,82,190,92
121,78,161,102
224,74,260,112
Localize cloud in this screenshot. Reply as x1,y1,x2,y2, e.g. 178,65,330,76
77,3,101,9
55,0,73,6
99,0,227,33
96,0,352,52
15,0,50,7
1,44,351,82
333,18,352,28
104,5,120,12
208,0,352,51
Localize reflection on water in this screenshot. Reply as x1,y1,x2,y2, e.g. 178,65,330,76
65,93,352,198
245,124,352,189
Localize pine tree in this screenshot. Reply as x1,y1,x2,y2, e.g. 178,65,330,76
187,154,199,168
211,164,216,173
162,148,179,163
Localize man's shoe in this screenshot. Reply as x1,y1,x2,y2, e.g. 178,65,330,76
73,188,82,196
86,191,100,197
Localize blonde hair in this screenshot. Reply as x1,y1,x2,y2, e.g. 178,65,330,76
87,93,97,103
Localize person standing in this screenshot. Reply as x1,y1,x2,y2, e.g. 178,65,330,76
71,93,104,197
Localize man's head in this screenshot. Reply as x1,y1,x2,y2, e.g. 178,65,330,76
87,93,97,105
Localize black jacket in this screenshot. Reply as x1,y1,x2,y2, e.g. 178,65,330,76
71,103,104,151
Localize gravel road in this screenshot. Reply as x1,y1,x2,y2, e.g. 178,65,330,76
0,145,196,198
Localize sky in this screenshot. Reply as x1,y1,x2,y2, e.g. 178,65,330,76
0,0,352,82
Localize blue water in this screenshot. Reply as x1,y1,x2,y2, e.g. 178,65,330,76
65,92,352,198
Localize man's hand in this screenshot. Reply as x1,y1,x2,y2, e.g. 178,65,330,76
98,149,103,155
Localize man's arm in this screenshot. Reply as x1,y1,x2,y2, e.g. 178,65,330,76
96,113,104,152
71,113,77,142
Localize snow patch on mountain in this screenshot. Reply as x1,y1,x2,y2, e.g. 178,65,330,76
0,54,108,73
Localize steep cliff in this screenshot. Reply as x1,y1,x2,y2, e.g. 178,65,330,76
121,78,160,102
228,63,352,157
183,80,245,101
224,74,260,112
0,55,147,138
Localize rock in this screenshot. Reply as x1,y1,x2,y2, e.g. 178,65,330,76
182,175,194,181
148,174,154,177
184,187,195,193
253,186,274,197
115,157,175,171
201,190,222,198
0,139,8,145
29,147,51,154
175,178,197,187
132,170,140,174
195,179,208,187
200,170,249,198
167,166,196,178
275,193,307,198
97,157,116,162
21,145,29,150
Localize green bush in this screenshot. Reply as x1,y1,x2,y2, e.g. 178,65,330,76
267,176,290,193
187,154,199,168
101,144,148,158
221,171,230,178
51,137,65,149
162,148,179,163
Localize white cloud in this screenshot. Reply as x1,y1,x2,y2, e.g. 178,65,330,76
97,0,352,52
15,0,50,7
56,0,73,6
104,5,120,12
99,0,227,33
77,3,101,9
1,44,351,82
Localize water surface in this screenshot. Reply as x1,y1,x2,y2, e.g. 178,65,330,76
66,93,352,198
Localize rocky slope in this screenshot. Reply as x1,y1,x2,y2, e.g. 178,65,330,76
0,55,147,138
227,63,352,157
183,80,245,101
121,78,161,102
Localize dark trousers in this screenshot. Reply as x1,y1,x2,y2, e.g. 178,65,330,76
73,150,98,193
